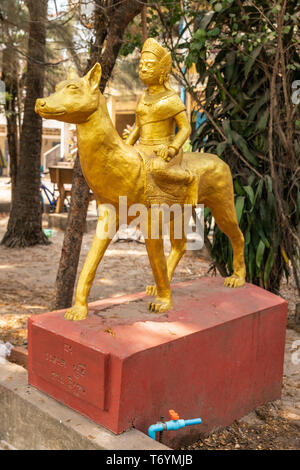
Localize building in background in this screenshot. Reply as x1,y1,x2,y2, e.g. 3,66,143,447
0,50,189,176
0,0,199,176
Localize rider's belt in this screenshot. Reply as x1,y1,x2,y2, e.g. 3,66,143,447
139,135,175,146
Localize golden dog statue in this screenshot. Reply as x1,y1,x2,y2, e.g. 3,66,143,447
35,39,245,321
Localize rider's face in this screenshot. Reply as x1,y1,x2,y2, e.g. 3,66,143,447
139,52,160,86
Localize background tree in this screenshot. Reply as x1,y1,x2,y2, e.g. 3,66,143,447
0,0,28,201
1,0,49,247
53,0,148,310
150,0,300,296
0,1,83,217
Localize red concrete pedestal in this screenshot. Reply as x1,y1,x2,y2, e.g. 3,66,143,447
28,277,287,448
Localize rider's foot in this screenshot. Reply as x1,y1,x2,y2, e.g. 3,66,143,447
146,285,157,296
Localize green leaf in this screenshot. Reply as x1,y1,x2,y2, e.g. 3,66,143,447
259,200,270,233
193,28,206,40
264,175,273,192
256,240,265,269
283,25,291,34
271,5,281,13
245,230,251,245
190,41,204,51
243,185,255,206
216,141,227,156
256,109,269,131
235,196,245,224
264,248,275,286
234,179,245,196
248,76,267,97
222,119,232,144
207,27,220,37
267,191,275,221
244,45,262,79
246,210,255,229
254,179,264,203
248,174,256,186
193,120,207,137
204,206,211,219
248,245,255,282
225,51,236,82
231,130,258,165
247,93,269,123
214,3,222,12
256,223,270,248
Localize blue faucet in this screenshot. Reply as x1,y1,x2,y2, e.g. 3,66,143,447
148,410,202,440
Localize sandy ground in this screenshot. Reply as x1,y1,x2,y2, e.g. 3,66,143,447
0,180,299,449
0,214,211,342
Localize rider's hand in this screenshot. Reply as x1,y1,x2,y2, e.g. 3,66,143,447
156,145,177,162
166,147,176,161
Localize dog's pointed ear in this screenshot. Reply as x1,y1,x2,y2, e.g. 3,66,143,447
67,68,80,81
84,63,102,92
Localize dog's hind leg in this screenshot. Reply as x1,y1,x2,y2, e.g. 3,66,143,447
206,182,246,288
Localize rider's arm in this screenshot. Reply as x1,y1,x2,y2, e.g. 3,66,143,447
125,123,140,146
168,111,192,156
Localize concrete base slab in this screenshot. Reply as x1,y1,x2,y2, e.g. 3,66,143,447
0,361,169,450
28,278,287,448
47,213,98,233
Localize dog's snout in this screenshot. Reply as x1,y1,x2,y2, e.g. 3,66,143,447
35,98,47,114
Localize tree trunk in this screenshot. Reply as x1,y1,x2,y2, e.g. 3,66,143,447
53,155,91,309
1,0,48,247
2,47,19,203
53,0,146,310
141,5,147,43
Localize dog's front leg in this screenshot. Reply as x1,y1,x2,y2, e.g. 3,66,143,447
65,203,118,321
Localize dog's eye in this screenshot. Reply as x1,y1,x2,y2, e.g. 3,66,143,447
67,84,78,90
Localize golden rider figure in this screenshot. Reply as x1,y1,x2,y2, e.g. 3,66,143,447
125,38,195,201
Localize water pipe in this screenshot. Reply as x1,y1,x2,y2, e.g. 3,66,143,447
148,410,202,440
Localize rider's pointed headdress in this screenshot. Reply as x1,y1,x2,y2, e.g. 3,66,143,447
141,38,172,88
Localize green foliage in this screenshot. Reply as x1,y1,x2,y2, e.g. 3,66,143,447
187,0,300,291
120,31,143,57
205,175,284,288
152,0,300,293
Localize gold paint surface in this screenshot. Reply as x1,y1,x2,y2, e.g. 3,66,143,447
35,39,246,321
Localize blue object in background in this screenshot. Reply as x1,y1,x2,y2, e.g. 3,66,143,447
195,111,206,130
180,67,186,105
178,13,207,140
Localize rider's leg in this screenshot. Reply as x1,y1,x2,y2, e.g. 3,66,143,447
146,213,186,296
151,157,193,185
143,206,173,313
